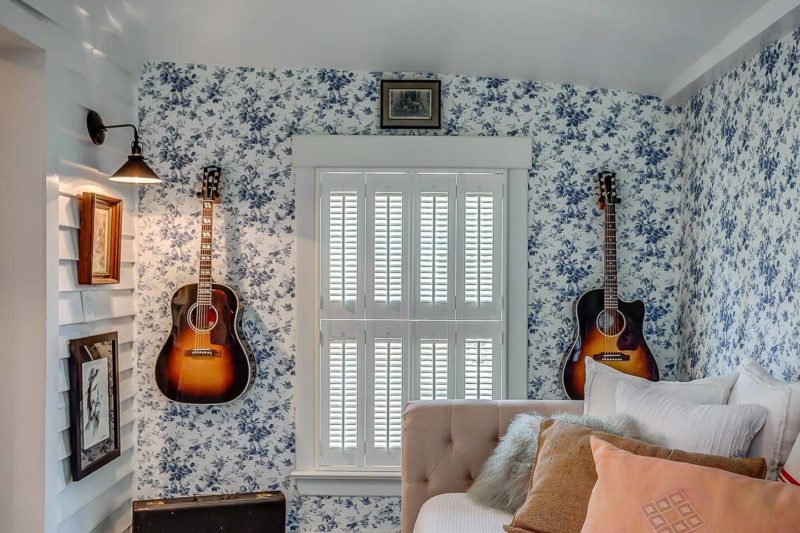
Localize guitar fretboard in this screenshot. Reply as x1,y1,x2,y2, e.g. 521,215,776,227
198,200,214,304
603,200,618,312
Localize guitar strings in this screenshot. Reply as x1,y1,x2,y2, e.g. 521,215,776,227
603,178,614,357
195,181,214,353
604,190,608,357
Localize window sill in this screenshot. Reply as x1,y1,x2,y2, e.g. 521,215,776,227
291,469,402,496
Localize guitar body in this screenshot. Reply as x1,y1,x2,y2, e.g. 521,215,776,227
155,282,255,404
560,288,659,400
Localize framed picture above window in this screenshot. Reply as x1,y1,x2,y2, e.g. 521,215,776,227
68,332,121,481
380,79,441,129
78,192,122,285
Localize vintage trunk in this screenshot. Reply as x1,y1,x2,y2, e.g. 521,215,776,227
132,491,285,532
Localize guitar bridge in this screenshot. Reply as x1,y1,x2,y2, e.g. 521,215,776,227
185,348,221,358
593,353,630,362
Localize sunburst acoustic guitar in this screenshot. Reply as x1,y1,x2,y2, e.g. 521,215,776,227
560,171,659,400
155,166,255,404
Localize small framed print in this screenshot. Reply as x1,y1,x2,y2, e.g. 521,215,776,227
380,79,441,129
68,332,120,481
78,192,122,285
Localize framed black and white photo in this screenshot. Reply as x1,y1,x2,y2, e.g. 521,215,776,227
380,79,441,129
68,332,120,481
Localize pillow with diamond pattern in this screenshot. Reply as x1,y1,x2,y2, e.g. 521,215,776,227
582,437,800,533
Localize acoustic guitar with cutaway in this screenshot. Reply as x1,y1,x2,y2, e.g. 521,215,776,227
155,166,255,404
559,171,659,400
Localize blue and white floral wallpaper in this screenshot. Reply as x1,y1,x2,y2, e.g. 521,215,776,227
135,62,683,531
679,28,800,382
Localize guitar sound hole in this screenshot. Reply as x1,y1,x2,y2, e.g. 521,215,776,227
188,303,219,333
596,309,625,337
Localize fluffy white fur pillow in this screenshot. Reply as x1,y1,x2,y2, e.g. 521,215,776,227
583,357,738,418
616,381,767,457
467,412,663,513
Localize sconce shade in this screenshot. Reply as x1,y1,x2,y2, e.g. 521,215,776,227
87,110,162,185
109,154,162,184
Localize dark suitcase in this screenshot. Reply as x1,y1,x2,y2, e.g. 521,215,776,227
132,491,285,533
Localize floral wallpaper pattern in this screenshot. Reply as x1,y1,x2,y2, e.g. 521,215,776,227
680,28,800,382
136,62,682,531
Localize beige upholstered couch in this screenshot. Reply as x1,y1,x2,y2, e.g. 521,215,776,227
401,399,583,533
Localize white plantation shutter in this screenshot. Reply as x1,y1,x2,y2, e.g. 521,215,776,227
320,321,363,466
330,340,359,447
419,340,448,400
458,174,503,319
374,194,402,301
373,339,403,447
366,322,408,466
464,339,494,399
413,322,456,401
419,193,448,304
366,174,411,319
320,173,364,319
464,194,493,303
316,169,505,470
458,322,502,400
329,193,359,301
414,174,456,319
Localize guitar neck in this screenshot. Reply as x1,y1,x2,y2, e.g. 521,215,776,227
198,199,214,303
603,200,618,310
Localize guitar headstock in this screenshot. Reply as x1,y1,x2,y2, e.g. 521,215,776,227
596,171,620,209
200,165,222,203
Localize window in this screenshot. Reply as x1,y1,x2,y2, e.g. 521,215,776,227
293,135,531,496
317,170,505,470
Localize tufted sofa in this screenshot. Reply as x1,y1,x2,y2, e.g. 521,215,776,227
401,399,583,533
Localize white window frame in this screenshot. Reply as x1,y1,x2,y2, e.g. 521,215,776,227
292,135,532,496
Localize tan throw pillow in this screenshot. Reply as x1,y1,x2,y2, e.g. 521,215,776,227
504,419,767,533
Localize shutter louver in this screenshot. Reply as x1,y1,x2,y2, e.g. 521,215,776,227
419,339,448,400
419,193,449,304
464,193,494,304
464,339,493,399
373,338,403,450
374,193,403,304
329,192,359,304
329,339,359,449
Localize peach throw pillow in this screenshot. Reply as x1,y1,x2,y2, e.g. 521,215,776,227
583,437,800,533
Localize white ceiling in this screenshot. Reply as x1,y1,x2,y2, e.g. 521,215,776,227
136,0,772,98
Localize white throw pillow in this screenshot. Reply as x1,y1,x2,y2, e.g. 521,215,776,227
615,381,767,457
582,357,738,418
728,357,800,479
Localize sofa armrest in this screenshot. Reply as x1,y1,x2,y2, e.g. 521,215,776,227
401,399,582,533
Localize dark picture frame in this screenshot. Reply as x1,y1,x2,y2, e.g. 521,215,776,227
78,192,122,285
380,79,441,129
68,332,121,481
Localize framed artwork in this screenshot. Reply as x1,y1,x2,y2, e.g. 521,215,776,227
68,332,121,481
78,192,122,285
380,79,441,129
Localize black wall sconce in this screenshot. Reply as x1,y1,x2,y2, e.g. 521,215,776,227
86,110,161,184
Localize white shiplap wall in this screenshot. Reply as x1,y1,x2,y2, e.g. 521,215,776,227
56,191,138,533
0,1,143,532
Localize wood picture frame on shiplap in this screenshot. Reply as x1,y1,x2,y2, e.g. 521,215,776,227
68,331,121,481
78,192,122,285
